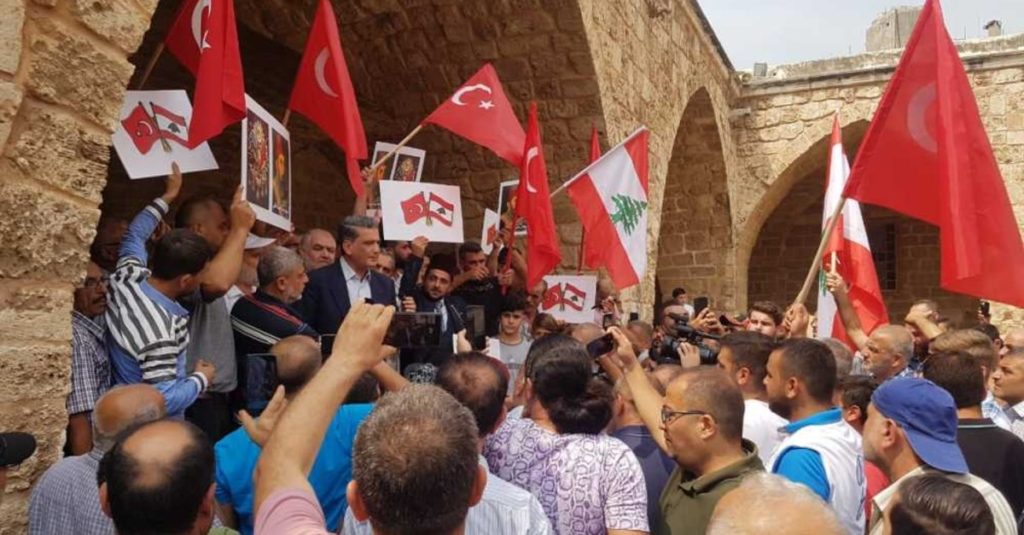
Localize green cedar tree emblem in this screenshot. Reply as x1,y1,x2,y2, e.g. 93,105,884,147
610,194,647,235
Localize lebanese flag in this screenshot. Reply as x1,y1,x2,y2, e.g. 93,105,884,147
843,0,1024,307
422,64,525,166
288,0,367,196
121,103,190,154
165,0,245,147
515,103,561,289
566,128,649,290
401,191,455,227
817,114,888,347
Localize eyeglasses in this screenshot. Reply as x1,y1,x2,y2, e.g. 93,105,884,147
81,275,110,289
660,405,708,425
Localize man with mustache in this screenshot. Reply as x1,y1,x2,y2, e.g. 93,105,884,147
67,260,111,455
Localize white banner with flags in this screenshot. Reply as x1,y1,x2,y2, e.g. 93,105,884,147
111,90,218,179
380,181,464,243
539,275,597,324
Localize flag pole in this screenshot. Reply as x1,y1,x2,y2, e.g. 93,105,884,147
794,196,847,306
369,124,425,173
549,126,648,199
282,109,291,127
136,43,165,90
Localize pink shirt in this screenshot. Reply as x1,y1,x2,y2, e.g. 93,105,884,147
254,488,331,535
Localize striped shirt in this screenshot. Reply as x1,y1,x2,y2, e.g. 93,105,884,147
105,198,207,417
341,456,554,535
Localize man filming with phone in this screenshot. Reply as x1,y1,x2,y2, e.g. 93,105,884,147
399,237,471,370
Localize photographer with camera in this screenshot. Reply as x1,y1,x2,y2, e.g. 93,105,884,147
650,309,722,368
602,326,764,534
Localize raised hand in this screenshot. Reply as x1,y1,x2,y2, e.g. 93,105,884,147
330,302,395,372
784,303,810,338
410,236,429,258
195,359,216,385
238,385,287,448
606,326,640,372
230,185,257,232
162,162,183,204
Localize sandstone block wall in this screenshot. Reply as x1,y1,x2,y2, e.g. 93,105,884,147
0,0,156,529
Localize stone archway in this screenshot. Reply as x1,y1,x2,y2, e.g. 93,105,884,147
744,120,976,323
655,88,734,310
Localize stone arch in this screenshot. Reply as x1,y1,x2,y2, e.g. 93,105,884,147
655,87,734,310
743,119,976,321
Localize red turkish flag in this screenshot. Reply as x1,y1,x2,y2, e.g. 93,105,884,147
515,102,561,289
288,0,367,196
401,192,454,226
165,0,245,147
843,0,1024,307
541,283,586,312
121,103,189,154
422,64,525,166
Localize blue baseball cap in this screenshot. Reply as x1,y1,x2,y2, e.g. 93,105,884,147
871,377,968,474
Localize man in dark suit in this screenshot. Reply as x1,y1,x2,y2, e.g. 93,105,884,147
399,237,470,370
297,215,396,335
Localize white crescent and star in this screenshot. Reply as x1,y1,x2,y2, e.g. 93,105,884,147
907,82,938,153
314,48,339,98
523,146,539,193
451,83,495,110
191,0,213,52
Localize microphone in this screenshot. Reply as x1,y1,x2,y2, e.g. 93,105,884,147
0,432,36,467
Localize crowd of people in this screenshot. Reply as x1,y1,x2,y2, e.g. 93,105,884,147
8,165,1024,535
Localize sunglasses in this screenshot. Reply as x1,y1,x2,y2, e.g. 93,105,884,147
660,405,709,425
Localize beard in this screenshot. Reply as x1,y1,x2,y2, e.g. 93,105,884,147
768,399,792,420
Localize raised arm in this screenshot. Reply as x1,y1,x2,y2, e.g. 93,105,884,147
825,272,869,352
254,303,394,512
606,326,668,452
119,164,182,265
351,168,376,217
199,186,256,298
400,237,428,298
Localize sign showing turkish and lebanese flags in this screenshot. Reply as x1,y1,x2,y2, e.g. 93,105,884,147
516,103,562,289
164,0,246,147
287,0,367,196
379,181,464,243
540,275,597,324
817,114,888,346
422,64,526,166
481,208,501,255
843,0,1024,307
566,128,650,290
111,90,218,179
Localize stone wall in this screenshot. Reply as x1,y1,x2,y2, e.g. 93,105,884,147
0,0,157,529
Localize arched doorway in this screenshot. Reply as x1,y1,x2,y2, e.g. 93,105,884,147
746,121,976,324
655,88,734,311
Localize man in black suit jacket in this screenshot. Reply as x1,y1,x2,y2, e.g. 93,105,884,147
296,215,396,335
399,238,470,369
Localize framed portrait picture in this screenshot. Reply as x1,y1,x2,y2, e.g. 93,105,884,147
373,142,426,182
241,96,291,231
497,179,527,237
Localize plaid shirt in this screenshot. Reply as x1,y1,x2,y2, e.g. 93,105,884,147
68,311,110,416
28,449,112,534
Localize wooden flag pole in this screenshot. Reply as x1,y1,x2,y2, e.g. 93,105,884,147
282,109,292,127
794,196,848,306
136,43,165,90
369,124,425,172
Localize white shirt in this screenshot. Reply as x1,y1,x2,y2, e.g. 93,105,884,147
982,393,1012,432
743,399,788,465
341,456,553,535
1003,401,1024,441
869,466,1017,535
340,257,372,307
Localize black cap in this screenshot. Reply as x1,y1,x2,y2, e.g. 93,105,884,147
0,432,37,467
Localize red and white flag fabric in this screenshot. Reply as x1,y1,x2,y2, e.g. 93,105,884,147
566,128,649,290
121,102,190,154
843,0,1024,307
577,124,601,274
540,275,597,324
515,103,561,289
422,64,525,166
401,191,455,227
164,0,246,147
817,114,889,347
288,0,367,196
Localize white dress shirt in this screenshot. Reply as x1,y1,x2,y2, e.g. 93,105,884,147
340,257,372,307
340,456,553,535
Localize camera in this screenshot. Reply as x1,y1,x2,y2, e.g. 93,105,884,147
652,313,721,365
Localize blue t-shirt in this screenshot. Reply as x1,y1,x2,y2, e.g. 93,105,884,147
771,407,843,501
611,425,677,528
214,403,375,535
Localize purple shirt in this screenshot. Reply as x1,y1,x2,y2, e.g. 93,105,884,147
484,417,649,535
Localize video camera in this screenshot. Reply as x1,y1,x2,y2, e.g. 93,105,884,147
652,313,721,365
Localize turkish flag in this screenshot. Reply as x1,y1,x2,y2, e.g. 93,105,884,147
121,103,190,154
422,64,525,166
401,192,454,226
288,0,367,196
515,102,562,289
165,0,245,147
542,283,586,312
843,0,1024,307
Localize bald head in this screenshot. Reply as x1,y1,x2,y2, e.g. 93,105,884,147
708,473,843,535
93,385,166,453
570,323,605,345
99,420,214,535
271,336,322,395
299,228,337,271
